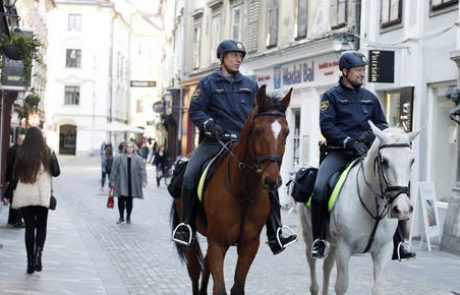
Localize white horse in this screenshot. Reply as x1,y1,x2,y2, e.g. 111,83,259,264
299,121,420,295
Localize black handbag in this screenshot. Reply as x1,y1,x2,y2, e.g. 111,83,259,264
49,195,57,210
50,151,61,177
4,181,17,199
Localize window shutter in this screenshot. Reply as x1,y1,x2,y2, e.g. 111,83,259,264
246,0,260,53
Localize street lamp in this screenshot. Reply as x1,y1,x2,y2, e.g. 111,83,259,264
163,91,172,114
1,0,20,28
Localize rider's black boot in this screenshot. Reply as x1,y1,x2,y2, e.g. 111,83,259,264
311,198,328,259
392,220,416,261
266,192,297,255
172,187,197,247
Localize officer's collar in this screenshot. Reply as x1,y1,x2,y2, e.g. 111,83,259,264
215,69,242,82
339,76,362,91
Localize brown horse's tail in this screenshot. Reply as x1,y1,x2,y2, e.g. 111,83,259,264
170,200,204,270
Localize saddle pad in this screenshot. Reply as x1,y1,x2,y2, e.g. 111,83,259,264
197,147,227,202
307,159,359,211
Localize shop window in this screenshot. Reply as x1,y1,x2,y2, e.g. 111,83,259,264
331,0,347,29
296,0,307,40
64,86,80,105
66,49,81,68
292,108,301,167
68,14,81,31
267,0,278,48
382,87,414,132
380,0,402,28
431,0,458,11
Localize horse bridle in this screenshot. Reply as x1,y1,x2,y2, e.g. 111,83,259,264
358,142,412,253
217,111,286,174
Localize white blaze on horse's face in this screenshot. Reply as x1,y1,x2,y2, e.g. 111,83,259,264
271,121,282,140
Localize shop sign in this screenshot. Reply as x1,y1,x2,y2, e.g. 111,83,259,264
399,87,414,132
368,50,394,83
1,57,27,89
130,80,157,87
255,54,339,91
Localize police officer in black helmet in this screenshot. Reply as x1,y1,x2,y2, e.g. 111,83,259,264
172,39,297,254
310,51,416,261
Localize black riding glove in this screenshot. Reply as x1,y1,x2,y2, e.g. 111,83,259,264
205,121,224,139
358,130,375,146
346,139,368,156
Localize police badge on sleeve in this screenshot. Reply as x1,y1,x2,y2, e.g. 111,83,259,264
191,88,201,100
320,100,330,111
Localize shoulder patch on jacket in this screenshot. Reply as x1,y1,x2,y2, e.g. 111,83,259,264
191,88,201,100
320,100,330,111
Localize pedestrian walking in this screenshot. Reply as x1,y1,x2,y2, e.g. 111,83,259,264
3,133,25,228
153,145,168,187
110,142,147,224
4,127,60,274
101,146,113,191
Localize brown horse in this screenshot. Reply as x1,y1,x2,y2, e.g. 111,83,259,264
170,85,292,294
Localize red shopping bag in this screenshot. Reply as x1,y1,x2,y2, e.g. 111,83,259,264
107,188,114,209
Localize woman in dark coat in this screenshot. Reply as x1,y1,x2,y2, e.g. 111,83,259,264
153,145,168,187
110,142,147,224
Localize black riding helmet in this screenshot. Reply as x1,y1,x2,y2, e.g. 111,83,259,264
216,39,246,61
339,51,367,70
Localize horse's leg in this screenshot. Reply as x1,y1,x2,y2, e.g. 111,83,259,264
370,243,393,295
335,245,351,295
207,240,229,295
322,245,336,295
187,242,201,295
199,256,210,295
230,240,260,295
305,242,319,295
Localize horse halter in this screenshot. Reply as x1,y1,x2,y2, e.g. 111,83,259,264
375,143,412,203
250,111,286,172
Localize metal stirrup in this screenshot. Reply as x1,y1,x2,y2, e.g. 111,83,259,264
172,223,193,246
275,225,297,248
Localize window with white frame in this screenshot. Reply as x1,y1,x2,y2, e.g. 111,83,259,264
381,0,402,28
296,0,307,39
231,6,242,41
66,49,81,68
192,25,201,69
68,14,81,31
64,86,80,105
267,0,278,48
430,0,458,11
210,13,222,64
292,108,301,167
330,0,346,29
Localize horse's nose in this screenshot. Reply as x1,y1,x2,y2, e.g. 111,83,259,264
392,206,400,216
263,176,282,192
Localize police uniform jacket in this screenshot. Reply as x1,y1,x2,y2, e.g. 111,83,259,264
189,70,258,135
320,77,388,146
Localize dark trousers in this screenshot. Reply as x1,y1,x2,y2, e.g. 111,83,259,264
118,196,133,220
20,206,49,256
311,151,352,240
101,171,111,188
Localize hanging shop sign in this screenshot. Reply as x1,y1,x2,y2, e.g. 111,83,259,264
368,50,395,83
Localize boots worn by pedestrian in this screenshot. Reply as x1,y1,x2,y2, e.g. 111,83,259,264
172,187,197,247
266,192,297,255
35,246,43,272
27,255,35,274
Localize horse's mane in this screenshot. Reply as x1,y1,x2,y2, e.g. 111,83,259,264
257,95,287,114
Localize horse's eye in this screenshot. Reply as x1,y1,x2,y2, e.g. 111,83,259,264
380,158,389,168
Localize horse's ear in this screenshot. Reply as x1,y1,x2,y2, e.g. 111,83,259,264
256,85,266,107
369,121,385,141
407,128,422,142
282,87,293,109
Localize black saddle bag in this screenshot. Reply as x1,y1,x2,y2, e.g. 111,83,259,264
287,167,318,203
167,159,188,198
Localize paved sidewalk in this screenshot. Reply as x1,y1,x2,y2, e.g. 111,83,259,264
0,155,459,294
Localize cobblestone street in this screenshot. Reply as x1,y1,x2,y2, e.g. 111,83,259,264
1,155,459,294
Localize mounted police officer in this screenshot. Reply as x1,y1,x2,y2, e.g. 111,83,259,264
310,51,416,261
172,39,297,254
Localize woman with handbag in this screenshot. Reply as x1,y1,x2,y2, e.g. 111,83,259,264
110,142,147,224
153,145,168,187
5,127,60,274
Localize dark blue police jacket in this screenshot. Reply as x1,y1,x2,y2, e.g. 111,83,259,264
189,69,258,135
320,77,388,146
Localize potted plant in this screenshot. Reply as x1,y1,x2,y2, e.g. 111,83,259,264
0,30,42,86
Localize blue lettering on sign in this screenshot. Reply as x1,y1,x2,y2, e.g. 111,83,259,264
303,61,314,82
282,64,302,85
